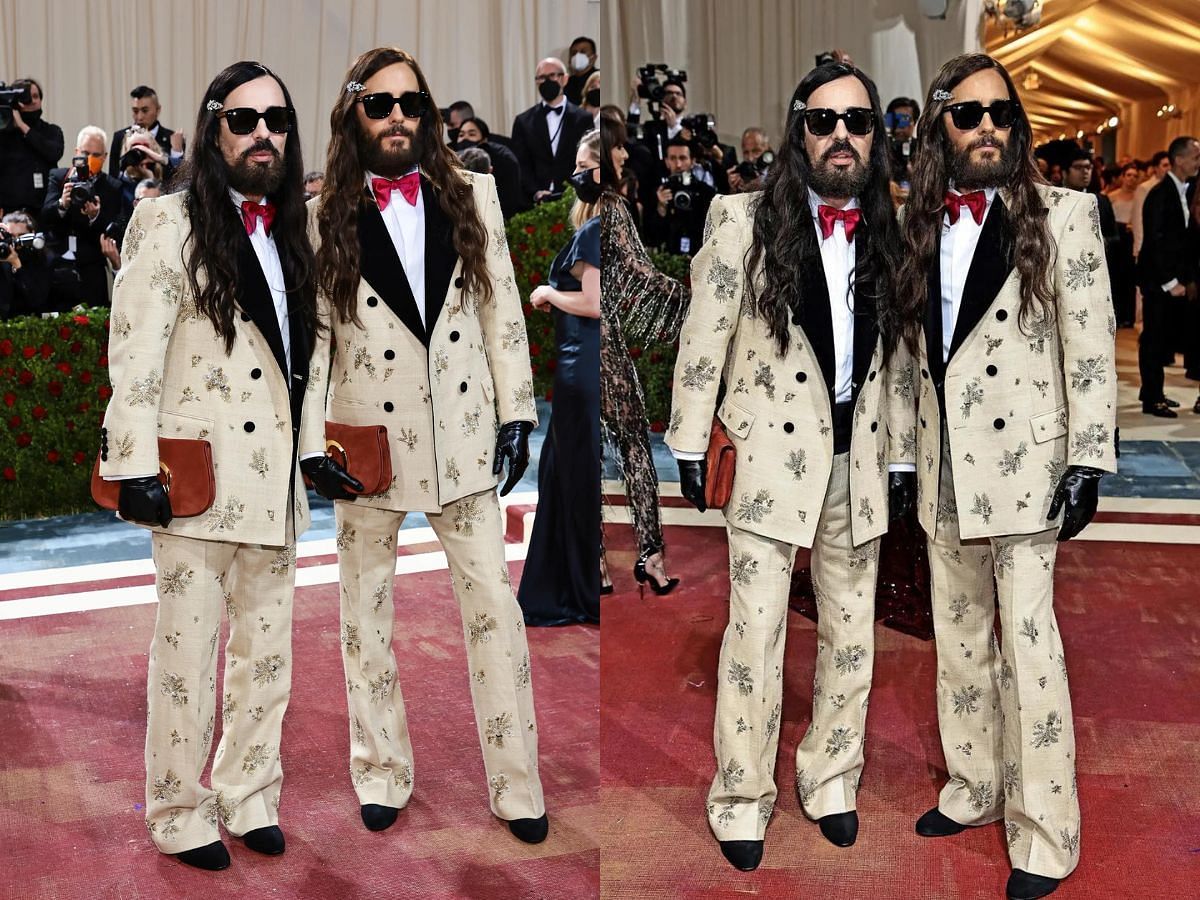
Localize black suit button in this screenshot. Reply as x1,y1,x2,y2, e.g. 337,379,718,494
454,276,464,288
921,368,929,379
783,422,795,434
244,422,255,433
100,451,108,461
795,371,807,383
251,368,262,379
868,370,876,381
450,330,460,342
791,314,801,327
986,364,997,376
871,421,878,432
383,402,394,413
241,312,251,322
383,350,395,360
367,296,379,307
460,381,468,393
101,427,107,438
996,309,1008,321
993,418,1005,430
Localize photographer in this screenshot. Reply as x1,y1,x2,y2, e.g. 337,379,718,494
0,210,50,318
114,125,168,208
0,78,65,216
726,126,774,193
642,136,715,256
885,96,919,206
679,112,736,192
40,125,131,306
107,85,183,178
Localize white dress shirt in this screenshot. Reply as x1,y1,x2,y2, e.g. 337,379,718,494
366,167,427,325
940,186,998,364
809,189,857,404
541,101,567,162
231,188,290,373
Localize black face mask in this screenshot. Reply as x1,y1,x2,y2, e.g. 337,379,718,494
20,108,42,124
446,126,460,144
538,79,562,103
568,167,603,203
585,88,601,108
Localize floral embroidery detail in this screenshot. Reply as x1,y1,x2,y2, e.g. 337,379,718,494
960,378,983,419
397,428,418,451
241,743,272,774
1027,316,1054,354
159,562,194,597
967,780,994,812
667,408,683,436
336,525,356,550
753,361,776,400
949,593,971,624
468,612,498,646
490,773,510,802
858,498,875,527
127,370,162,407
892,364,915,400
729,552,759,586
784,449,807,481
834,644,867,675
825,726,857,757
997,441,1028,476
984,334,1003,355
341,622,361,656
152,769,182,801
1032,711,1063,748
372,583,389,612
714,315,733,332
1072,423,1109,459
719,758,745,791
516,653,531,688
251,654,285,687
1004,762,1020,799
1019,618,1039,645
1069,356,1107,394
682,356,718,391
205,497,245,532
445,457,461,483
394,760,414,789
511,380,535,411
159,673,189,707
970,493,993,524
486,712,514,748
462,407,482,436
203,365,232,401
149,260,183,304
500,321,527,350
735,490,774,523
431,349,449,381
706,258,738,303
1070,308,1089,330
951,684,983,716
994,542,1014,575
454,496,483,535
250,448,269,478
727,659,754,696
1046,456,1067,490
368,670,394,703
796,770,817,805
765,703,781,740
1065,250,1103,290
899,427,917,460
353,346,377,378
1060,826,1080,856
270,545,295,576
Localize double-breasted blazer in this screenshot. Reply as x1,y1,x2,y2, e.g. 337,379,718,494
908,184,1118,540
310,170,537,514
666,191,916,549
100,191,328,545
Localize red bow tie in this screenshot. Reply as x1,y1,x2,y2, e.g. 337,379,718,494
817,204,862,241
944,190,987,226
371,172,421,211
240,200,276,236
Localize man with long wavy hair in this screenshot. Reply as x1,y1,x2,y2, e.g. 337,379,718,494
311,47,546,843
667,62,915,871
100,60,357,871
893,53,1117,900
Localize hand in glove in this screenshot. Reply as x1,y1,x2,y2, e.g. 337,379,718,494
118,475,173,527
678,459,707,513
493,421,533,497
1047,465,1104,542
301,455,364,501
888,470,916,521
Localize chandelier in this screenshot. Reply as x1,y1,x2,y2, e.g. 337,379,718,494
983,0,1043,33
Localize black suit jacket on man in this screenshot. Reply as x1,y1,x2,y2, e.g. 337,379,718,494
0,116,65,214
40,169,131,266
108,124,176,178
509,100,593,200
1138,174,1199,291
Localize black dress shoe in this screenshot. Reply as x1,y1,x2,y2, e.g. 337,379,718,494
915,807,966,837
242,825,285,855
1162,396,1180,408
1006,868,1060,899
817,811,858,847
1193,396,1200,414
1142,402,1178,418
507,813,549,843
174,840,230,871
719,840,763,871
360,803,399,832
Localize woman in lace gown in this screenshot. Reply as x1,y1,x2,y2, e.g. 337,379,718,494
599,108,689,594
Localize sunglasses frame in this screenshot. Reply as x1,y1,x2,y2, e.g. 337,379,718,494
357,91,431,120
943,100,1018,131
218,106,296,135
801,107,876,137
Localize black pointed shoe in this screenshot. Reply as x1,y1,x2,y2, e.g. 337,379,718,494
360,803,399,832
1162,395,1180,408
719,840,763,871
915,807,966,837
1006,869,1060,899
174,840,230,871
818,811,858,847
1142,401,1178,418
507,813,549,844
242,825,285,855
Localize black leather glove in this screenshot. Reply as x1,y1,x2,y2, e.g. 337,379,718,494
493,420,533,497
888,470,916,521
1047,465,1104,542
118,475,173,527
678,459,707,513
302,454,364,501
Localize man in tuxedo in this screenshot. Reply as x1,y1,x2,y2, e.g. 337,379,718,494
642,136,715,256
510,57,593,203
312,46,547,844
894,54,1116,900
40,125,131,305
100,61,356,871
668,62,915,872
108,85,184,177
1137,135,1199,416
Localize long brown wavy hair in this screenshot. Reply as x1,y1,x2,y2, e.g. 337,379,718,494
895,53,1052,351
316,47,491,325
177,61,317,352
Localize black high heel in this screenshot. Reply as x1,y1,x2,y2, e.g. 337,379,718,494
634,546,680,596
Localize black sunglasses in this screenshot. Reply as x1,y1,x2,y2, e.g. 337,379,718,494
357,91,431,120
218,106,295,135
801,107,875,137
944,100,1018,131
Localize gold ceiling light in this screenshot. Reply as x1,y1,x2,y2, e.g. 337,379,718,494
1157,104,1182,119
1023,71,1041,91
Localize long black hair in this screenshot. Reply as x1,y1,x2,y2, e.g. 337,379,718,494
745,62,901,357
176,61,317,352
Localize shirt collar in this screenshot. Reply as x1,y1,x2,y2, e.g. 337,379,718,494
807,187,860,214
229,187,267,208
363,166,421,194
1168,171,1188,193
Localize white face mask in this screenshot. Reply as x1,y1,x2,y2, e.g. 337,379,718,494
572,52,591,72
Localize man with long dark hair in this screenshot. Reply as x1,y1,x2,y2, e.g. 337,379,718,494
893,53,1117,900
311,47,546,843
667,62,915,871
100,60,357,870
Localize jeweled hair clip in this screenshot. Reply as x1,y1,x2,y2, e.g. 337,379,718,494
932,89,953,102
792,100,806,112
206,100,223,112
346,81,365,93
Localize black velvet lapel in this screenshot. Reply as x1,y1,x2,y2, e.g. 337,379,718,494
924,232,945,388
421,176,458,334
947,196,1016,360
357,195,427,345
236,233,288,378
286,284,310,428
796,248,836,395
851,224,878,396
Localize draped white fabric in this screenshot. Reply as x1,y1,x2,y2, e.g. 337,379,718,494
0,0,598,171
603,0,981,147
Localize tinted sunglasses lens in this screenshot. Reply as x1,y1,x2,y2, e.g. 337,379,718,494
262,107,292,133
398,92,428,118
844,109,874,135
223,108,258,134
804,110,836,136
361,94,394,119
989,101,1016,128
949,102,984,130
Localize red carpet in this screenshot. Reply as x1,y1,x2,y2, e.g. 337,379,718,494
600,521,1200,898
0,559,599,899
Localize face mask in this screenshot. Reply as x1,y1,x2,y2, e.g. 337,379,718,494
538,79,562,103
446,126,460,144
87,155,103,176
22,108,43,123
572,52,591,72
568,167,603,203
585,88,601,108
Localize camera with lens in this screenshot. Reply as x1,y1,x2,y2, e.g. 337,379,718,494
104,217,128,251
663,172,696,212
681,113,718,149
0,81,33,129
636,64,687,122
0,231,45,260
735,150,775,181
66,154,98,208
119,147,149,171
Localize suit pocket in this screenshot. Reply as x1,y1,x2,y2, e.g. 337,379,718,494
717,399,755,439
158,409,213,439
1030,406,1068,444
